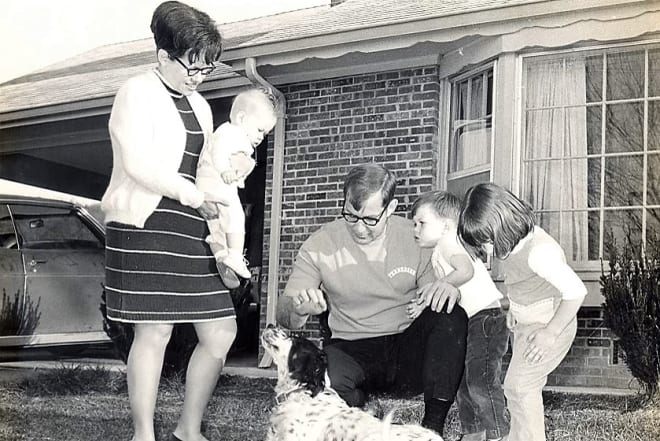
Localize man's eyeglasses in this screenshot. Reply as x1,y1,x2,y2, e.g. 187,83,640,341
341,204,388,227
173,57,216,76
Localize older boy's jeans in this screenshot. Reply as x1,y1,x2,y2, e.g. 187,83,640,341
456,308,510,441
504,317,577,441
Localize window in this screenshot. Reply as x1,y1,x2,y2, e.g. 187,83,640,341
10,204,103,250
521,45,660,261
447,64,494,198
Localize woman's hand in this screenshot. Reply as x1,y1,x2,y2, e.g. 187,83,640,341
198,201,220,220
524,325,559,364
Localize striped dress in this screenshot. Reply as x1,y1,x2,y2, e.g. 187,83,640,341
105,81,236,323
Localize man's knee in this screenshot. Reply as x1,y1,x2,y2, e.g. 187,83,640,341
325,344,366,407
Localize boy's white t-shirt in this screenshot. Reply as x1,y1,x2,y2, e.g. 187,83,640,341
431,233,503,318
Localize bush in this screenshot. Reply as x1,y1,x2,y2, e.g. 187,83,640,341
0,288,41,335
601,238,660,401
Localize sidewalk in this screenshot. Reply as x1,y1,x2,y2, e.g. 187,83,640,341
0,351,276,384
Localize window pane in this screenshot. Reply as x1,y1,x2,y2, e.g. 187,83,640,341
587,158,601,208
524,160,562,209
649,49,660,98
470,76,484,119
604,155,643,207
537,211,560,240
586,54,603,103
649,101,660,152
563,159,589,209
648,153,660,205
11,205,102,249
648,208,660,254
603,209,643,256
588,210,600,260
564,107,588,157
561,211,591,261
525,109,564,159
446,171,490,199
605,103,644,153
607,50,644,100
586,105,602,154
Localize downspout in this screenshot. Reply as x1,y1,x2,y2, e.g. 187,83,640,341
244,57,285,368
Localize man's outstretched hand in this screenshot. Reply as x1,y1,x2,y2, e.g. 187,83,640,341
416,279,461,313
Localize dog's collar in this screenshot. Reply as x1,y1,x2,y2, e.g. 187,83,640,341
275,386,309,404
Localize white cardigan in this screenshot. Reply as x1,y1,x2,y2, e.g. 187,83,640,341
101,70,213,227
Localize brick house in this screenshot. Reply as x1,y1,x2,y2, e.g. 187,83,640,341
1,0,659,390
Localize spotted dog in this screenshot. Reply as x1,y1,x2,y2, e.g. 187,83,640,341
261,325,443,441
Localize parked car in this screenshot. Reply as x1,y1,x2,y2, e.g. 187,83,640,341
0,195,108,350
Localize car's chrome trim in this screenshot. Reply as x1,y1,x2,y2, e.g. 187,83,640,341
0,332,110,347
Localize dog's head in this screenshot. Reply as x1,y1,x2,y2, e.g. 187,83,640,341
261,325,328,397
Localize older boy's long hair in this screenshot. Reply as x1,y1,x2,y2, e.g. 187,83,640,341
458,183,535,259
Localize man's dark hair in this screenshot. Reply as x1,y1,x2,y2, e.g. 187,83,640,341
343,163,397,210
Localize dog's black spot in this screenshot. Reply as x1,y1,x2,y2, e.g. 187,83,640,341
288,337,327,397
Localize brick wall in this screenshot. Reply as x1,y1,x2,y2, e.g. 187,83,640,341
259,66,441,340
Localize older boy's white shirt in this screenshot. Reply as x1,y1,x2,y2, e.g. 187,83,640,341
527,242,587,300
432,233,503,317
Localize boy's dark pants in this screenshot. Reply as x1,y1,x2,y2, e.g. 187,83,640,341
324,305,468,407
457,307,510,440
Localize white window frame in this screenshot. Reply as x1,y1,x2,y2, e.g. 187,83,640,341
446,62,496,191
519,40,660,263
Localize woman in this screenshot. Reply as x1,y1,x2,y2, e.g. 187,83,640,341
101,2,235,441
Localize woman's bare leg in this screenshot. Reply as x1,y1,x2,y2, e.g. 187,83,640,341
128,323,174,441
173,318,237,441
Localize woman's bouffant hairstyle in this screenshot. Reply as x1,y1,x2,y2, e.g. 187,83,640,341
150,1,223,65
458,183,536,260
343,163,397,210
411,191,461,221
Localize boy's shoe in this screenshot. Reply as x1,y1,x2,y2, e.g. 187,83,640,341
223,253,252,279
216,260,240,289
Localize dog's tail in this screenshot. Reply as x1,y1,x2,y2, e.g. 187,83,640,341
380,409,395,441
380,407,444,441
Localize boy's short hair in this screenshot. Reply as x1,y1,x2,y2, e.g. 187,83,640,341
411,191,461,221
230,87,277,121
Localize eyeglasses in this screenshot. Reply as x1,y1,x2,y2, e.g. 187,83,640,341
173,57,216,76
341,203,388,227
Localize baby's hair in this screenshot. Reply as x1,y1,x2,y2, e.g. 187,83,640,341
411,190,461,221
230,87,278,121
458,183,535,259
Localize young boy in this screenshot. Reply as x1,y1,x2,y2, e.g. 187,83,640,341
196,88,277,288
410,190,510,441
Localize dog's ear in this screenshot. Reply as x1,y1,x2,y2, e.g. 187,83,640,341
288,338,328,397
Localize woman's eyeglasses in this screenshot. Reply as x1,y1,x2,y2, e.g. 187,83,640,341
173,57,216,76
341,204,388,227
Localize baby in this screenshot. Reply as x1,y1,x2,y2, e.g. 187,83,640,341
196,88,277,288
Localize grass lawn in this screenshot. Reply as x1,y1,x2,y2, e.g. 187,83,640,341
0,365,658,441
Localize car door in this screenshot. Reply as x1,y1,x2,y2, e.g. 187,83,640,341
0,203,27,345
9,202,107,346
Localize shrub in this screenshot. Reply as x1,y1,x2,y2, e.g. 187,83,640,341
601,237,660,401
0,288,41,335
